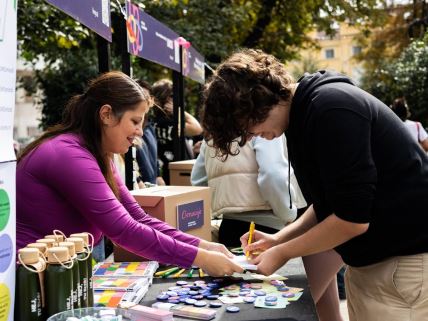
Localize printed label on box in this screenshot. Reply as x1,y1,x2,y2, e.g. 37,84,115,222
177,200,204,232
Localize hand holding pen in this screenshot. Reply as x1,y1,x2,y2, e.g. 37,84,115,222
241,226,279,257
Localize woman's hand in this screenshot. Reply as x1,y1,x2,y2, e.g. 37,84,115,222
193,248,243,277
199,240,233,258
240,230,279,256
251,244,289,276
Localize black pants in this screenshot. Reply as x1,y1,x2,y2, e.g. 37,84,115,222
218,218,279,247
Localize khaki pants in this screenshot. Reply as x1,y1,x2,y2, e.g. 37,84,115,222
345,253,428,321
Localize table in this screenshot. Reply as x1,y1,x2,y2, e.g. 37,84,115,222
140,274,319,321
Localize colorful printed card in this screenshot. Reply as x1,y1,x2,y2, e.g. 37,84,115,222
93,277,149,292
94,285,150,308
93,261,159,278
94,290,128,308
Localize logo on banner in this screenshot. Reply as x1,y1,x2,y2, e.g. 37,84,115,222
177,200,204,232
126,2,143,55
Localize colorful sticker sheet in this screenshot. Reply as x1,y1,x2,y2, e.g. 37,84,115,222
93,277,149,292
93,261,159,278
94,290,128,308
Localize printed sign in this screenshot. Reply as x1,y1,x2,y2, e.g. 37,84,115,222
177,200,204,232
126,2,180,72
0,162,15,321
46,0,111,41
182,46,205,84
0,1,16,319
0,0,16,163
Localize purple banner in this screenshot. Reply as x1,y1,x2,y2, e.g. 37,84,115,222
177,200,204,232
126,2,180,72
46,0,111,42
182,46,205,84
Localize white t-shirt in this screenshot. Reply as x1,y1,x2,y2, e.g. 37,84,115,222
404,120,428,143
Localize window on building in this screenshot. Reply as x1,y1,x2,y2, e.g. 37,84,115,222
352,46,362,56
325,49,335,59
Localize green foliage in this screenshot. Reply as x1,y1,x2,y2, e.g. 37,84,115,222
393,32,428,120
361,32,428,123
18,1,91,64
36,48,99,129
18,0,386,128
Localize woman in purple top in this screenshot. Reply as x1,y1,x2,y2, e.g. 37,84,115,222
17,71,243,276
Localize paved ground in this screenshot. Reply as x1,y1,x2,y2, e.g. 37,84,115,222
280,257,349,321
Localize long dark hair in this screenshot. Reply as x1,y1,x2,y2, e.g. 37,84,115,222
18,71,148,196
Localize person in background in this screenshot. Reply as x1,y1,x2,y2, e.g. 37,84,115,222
191,135,306,246
152,79,202,184
16,71,243,276
13,139,20,156
390,97,428,152
136,80,165,186
201,49,428,321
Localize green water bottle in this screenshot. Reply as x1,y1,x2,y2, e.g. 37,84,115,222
15,248,46,321
70,232,94,306
58,241,80,309
66,237,88,307
45,246,74,318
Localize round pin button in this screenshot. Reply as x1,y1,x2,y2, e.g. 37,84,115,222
156,294,169,301
185,298,197,305
282,293,295,298
209,301,223,308
243,297,256,303
226,306,240,313
254,290,266,296
194,300,207,307
265,296,278,302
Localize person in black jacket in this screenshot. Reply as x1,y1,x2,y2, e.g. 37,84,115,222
200,49,428,321
151,79,202,184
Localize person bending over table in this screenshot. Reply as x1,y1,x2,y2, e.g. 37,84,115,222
16,71,243,277
201,49,428,321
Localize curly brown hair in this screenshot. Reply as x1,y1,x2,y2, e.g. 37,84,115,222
201,49,294,157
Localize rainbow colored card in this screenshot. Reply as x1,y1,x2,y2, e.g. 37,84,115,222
93,277,149,292
93,261,159,278
94,290,128,308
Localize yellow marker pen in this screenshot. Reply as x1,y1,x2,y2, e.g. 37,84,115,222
199,268,205,278
161,267,181,278
155,267,177,277
246,221,255,257
172,268,186,278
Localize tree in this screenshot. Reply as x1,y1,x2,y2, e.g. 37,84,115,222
18,0,386,128
357,1,428,113
391,32,428,121
360,31,428,123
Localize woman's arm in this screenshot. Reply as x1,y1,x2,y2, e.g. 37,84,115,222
184,112,203,136
47,143,199,267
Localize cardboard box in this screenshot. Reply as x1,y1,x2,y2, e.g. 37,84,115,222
169,159,196,186
114,186,211,262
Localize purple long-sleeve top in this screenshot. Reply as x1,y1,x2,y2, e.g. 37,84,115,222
16,133,200,267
